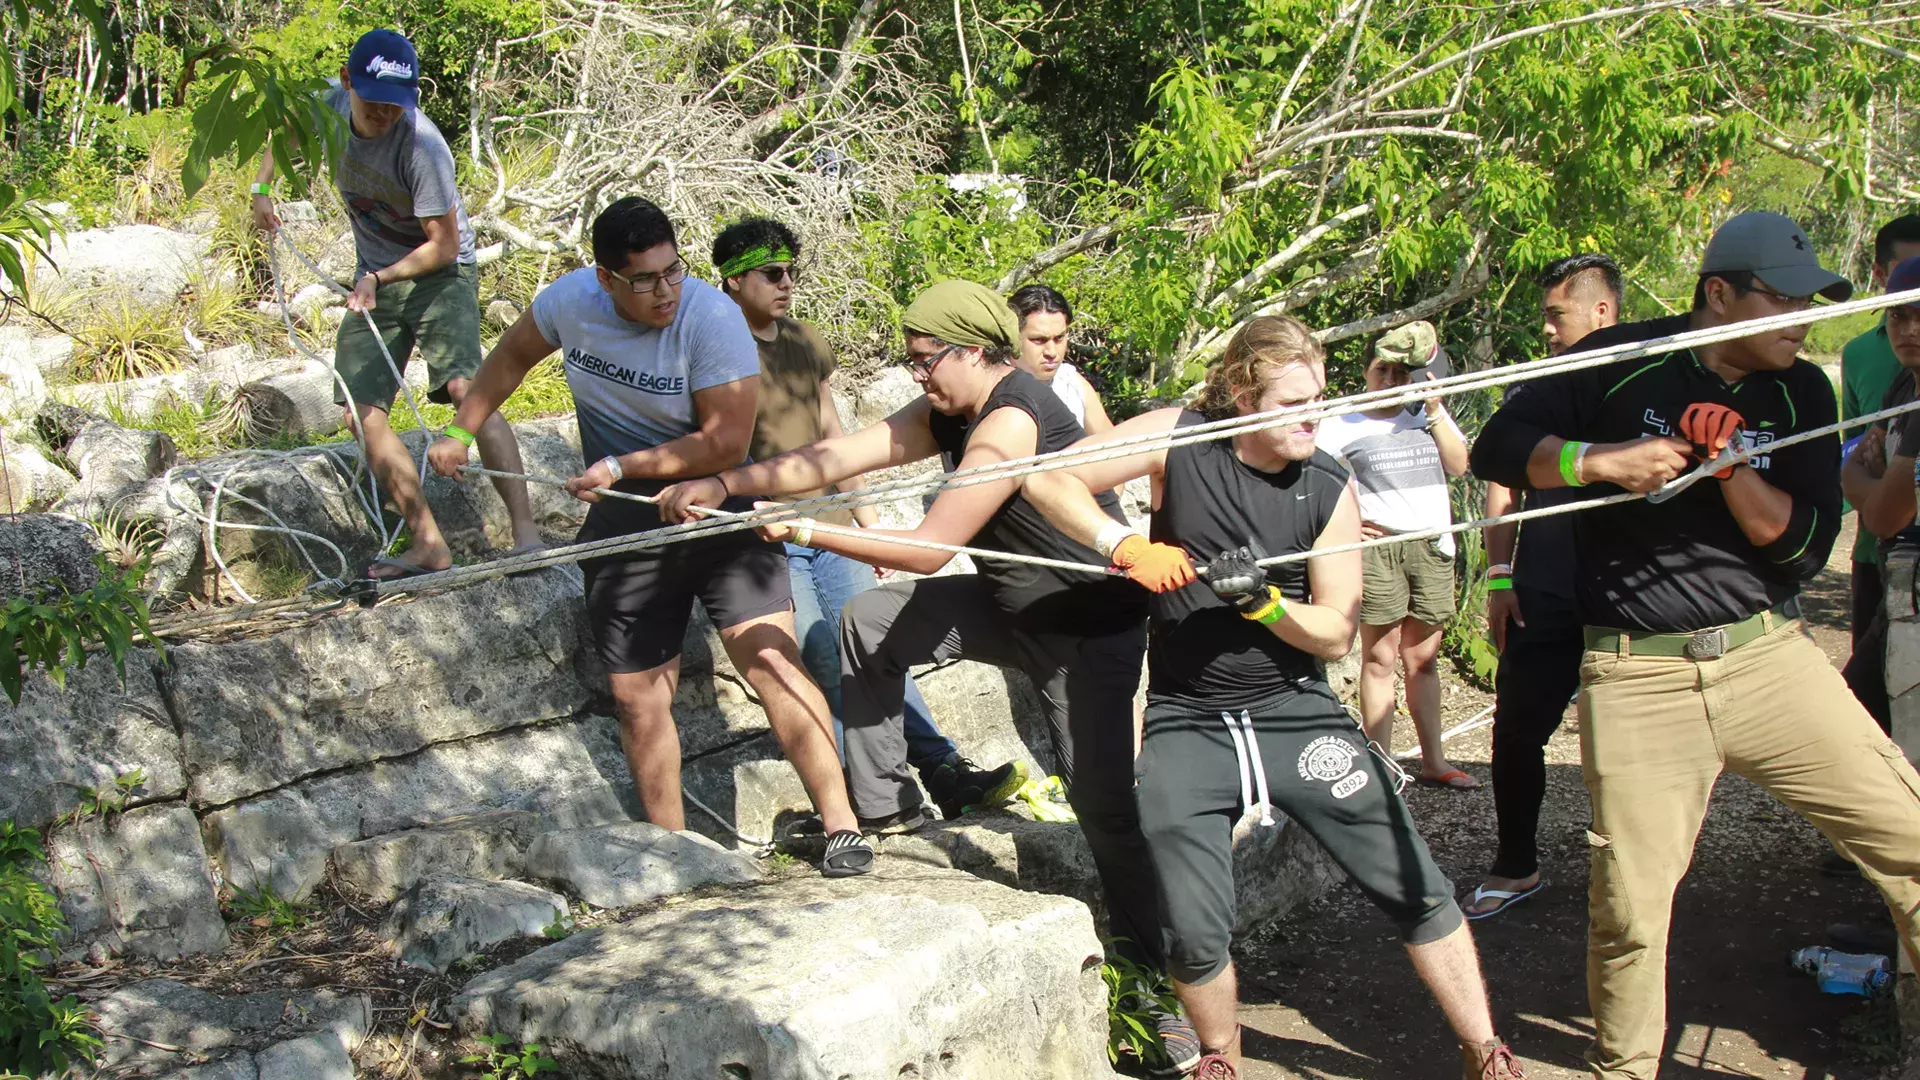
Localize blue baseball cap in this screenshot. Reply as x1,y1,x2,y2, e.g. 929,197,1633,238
347,29,420,109
1888,255,1920,312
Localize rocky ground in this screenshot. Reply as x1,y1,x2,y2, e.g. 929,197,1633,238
1234,516,1904,1080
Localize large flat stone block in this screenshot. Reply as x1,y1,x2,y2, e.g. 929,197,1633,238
203,714,638,901
163,567,594,805
0,650,183,830
44,804,228,959
454,865,1113,1079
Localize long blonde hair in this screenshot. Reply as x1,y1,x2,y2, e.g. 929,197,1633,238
1193,316,1325,419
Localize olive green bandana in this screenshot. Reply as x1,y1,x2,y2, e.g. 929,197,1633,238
901,280,1019,350
717,244,793,279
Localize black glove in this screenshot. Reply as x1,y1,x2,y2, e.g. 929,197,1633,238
1207,538,1272,613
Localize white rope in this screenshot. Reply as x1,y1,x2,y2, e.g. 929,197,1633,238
392,387,1920,599
149,283,1920,629
455,463,1122,576
1394,703,1497,760
165,229,447,605
613,284,1920,534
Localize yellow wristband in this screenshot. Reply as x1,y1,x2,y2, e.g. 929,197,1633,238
792,518,816,547
1241,585,1285,625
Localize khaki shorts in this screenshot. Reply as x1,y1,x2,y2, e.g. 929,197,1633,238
333,262,482,410
1360,538,1455,627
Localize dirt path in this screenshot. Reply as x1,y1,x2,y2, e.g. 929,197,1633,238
1233,517,1903,1080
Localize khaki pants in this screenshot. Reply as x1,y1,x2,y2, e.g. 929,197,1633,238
1579,621,1920,1079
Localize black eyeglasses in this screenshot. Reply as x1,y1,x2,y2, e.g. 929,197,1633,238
606,261,688,294
1743,278,1813,312
754,264,796,285
901,344,959,379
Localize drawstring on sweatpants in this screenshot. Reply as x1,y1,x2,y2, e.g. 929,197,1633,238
1221,710,1277,828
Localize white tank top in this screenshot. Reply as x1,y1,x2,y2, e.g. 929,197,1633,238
1049,362,1089,427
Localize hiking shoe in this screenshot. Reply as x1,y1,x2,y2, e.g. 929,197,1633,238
924,755,1028,820
1190,1054,1236,1080
820,830,873,877
1150,1005,1202,1076
1015,775,1078,822
856,806,927,836
1462,1039,1526,1080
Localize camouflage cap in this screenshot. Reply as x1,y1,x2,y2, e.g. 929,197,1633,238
1376,320,1438,367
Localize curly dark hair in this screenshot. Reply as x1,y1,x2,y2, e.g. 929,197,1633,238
712,217,802,290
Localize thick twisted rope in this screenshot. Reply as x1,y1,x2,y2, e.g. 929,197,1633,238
144,279,1920,636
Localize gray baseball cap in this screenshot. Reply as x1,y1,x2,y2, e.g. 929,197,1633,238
1699,211,1852,302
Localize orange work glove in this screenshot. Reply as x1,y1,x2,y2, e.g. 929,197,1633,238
1679,402,1745,479
1111,533,1198,593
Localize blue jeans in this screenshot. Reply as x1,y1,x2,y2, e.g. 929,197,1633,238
785,543,956,772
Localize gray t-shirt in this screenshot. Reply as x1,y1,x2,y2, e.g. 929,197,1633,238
531,270,759,465
325,85,476,274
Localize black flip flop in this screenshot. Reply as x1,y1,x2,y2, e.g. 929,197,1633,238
363,557,446,582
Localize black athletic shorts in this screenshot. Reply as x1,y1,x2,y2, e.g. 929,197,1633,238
578,496,793,674
1136,682,1462,984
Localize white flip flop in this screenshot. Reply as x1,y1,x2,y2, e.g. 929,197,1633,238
1464,880,1544,920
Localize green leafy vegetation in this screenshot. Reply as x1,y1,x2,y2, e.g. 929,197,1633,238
223,883,313,933
62,768,147,828
460,1032,558,1079
0,821,100,1075
0,558,157,705
1101,950,1178,1069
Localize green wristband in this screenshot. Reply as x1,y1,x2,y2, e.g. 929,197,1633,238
1559,441,1587,487
250,182,272,196
443,424,477,448
1486,576,1514,592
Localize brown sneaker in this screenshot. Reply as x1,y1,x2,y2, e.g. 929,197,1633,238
1462,1039,1526,1079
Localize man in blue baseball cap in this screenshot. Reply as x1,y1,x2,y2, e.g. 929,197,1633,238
250,28,543,579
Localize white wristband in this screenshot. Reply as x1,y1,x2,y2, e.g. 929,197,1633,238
1573,442,1590,486
599,455,624,481
1094,521,1142,559
1487,562,1513,577
792,518,817,547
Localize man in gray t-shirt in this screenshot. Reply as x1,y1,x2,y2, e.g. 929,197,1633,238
426,196,874,878
251,28,539,579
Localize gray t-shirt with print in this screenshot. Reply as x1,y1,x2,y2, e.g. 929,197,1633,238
531,270,760,466
325,85,476,274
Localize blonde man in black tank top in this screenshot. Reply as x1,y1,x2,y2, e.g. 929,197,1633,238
1021,317,1523,1080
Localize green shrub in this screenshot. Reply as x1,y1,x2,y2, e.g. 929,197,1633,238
460,1032,558,1079
0,821,100,1075
1101,950,1178,1068
0,557,158,705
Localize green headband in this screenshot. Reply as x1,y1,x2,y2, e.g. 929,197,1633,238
718,245,794,279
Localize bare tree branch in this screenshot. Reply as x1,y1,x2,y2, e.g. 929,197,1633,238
993,224,1117,292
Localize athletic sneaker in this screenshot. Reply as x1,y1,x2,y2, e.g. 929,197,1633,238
923,754,1028,820
856,806,928,836
821,830,873,877
1150,1006,1202,1076
1462,1039,1526,1079
1190,1054,1236,1079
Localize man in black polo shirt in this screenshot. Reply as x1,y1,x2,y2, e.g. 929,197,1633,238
1468,253,1621,920
1471,211,1920,1080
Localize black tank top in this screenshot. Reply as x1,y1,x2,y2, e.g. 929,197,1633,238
927,369,1147,634
1147,410,1349,710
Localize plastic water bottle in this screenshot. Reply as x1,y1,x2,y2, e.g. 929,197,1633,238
1788,947,1894,997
